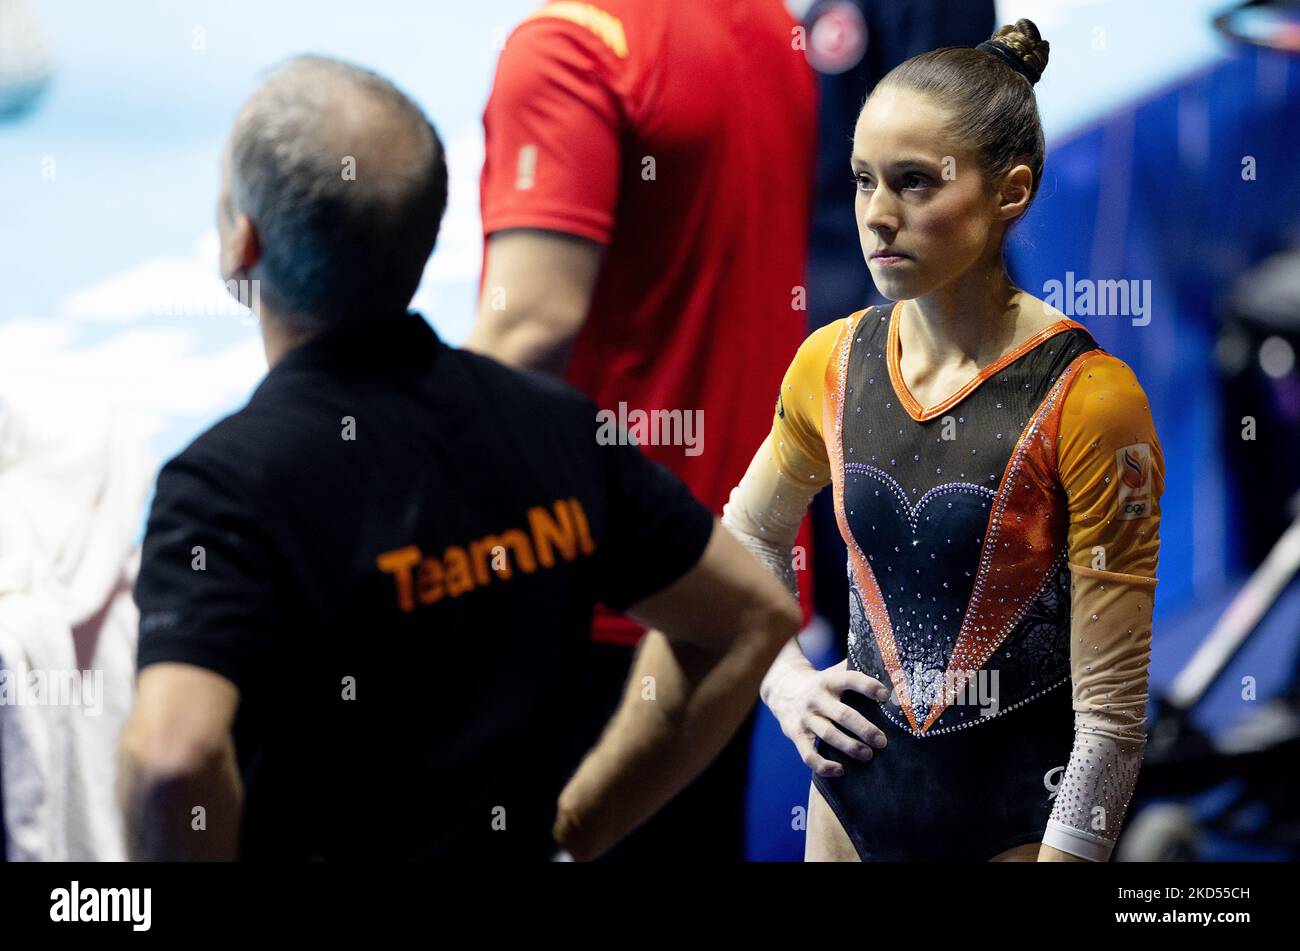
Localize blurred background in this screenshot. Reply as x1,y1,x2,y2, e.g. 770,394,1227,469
1,0,1297,861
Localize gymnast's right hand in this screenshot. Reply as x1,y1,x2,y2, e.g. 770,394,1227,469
762,659,890,778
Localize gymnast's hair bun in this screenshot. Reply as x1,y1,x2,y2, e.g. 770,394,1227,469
989,19,1050,86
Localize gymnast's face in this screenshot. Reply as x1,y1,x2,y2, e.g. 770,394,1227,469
851,86,1023,300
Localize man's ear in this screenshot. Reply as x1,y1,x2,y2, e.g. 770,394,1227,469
996,162,1034,223
222,213,263,281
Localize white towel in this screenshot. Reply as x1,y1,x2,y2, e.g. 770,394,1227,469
0,383,152,861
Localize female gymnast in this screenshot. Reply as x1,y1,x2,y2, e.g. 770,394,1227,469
726,19,1165,861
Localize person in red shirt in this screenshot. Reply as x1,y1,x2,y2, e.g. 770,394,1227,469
470,0,817,860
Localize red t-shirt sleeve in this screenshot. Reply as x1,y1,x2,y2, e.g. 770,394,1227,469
480,16,625,245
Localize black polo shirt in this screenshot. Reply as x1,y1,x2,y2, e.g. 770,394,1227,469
135,312,715,861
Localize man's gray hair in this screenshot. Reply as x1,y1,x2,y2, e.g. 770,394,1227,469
228,55,447,329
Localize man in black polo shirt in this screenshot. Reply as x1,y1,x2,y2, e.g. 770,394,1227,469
117,55,800,861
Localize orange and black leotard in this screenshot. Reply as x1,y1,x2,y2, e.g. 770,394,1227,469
729,301,1164,861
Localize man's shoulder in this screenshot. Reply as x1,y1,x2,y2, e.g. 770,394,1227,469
164,346,599,482
159,371,342,488
453,345,598,415
160,401,279,484
499,1,636,83
509,1,637,58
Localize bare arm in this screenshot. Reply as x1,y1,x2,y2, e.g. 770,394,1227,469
467,228,604,375
118,663,243,861
553,518,801,860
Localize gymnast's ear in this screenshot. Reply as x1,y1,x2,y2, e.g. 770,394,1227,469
994,160,1034,224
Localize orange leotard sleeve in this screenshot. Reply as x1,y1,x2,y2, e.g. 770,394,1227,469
1057,353,1165,579
769,319,841,488
1046,352,1165,861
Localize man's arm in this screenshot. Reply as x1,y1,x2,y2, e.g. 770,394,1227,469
553,518,801,860
117,663,243,860
474,10,622,374
467,228,604,375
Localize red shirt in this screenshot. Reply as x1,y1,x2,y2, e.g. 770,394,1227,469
481,0,817,644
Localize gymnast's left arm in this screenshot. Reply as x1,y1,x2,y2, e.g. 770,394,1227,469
1040,354,1166,862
